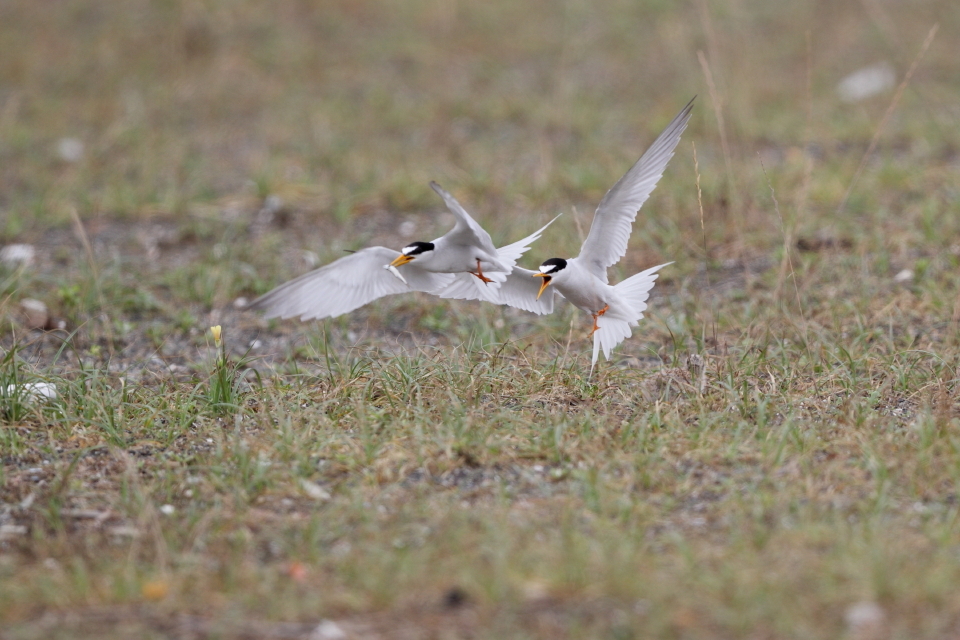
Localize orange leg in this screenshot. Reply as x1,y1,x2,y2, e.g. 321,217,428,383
587,304,610,337
471,258,494,284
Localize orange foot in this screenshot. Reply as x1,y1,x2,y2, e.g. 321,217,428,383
587,304,610,337
471,258,494,284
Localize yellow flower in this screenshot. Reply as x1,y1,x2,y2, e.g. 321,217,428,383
211,325,222,347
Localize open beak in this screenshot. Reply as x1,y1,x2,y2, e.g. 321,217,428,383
389,254,415,268
531,272,551,299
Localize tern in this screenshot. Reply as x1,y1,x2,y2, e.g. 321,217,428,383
445,99,694,372
247,181,558,321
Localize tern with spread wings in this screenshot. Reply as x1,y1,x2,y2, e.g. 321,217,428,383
247,181,558,321
445,99,694,372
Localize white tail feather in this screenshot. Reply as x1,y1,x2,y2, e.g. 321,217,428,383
589,262,671,374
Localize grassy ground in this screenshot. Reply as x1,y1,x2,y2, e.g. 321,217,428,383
2,0,960,638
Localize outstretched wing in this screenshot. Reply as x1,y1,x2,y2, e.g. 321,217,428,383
430,181,497,255
247,246,455,321
434,213,562,300
577,98,694,283
438,266,558,315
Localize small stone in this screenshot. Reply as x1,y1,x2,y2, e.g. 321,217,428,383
57,137,85,162
837,63,895,102
159,504,175,515
0,244,36,268
233,297,249,309
5,382,58,403
300,479,331,501
894,269,913,283
443,586,468,608
310,620,347,640
261,194,284,216
845,601,886,638
302,250,319,268
0,524,27,539
398,220,417,238
521,579,550,602
141,579,169,601
19,298,49,329
686,353,707,393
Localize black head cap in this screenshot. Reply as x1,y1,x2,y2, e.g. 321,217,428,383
401,241,435,256
539,258,567,274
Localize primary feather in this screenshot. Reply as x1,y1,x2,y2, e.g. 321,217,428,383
247,247,455,321
578,98,694,283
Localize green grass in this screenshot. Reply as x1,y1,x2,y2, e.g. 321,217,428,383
2,0,960,638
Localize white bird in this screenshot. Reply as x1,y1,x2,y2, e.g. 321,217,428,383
447,98,694,373
247,182,558,321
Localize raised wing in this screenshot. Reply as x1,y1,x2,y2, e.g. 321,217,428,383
247,247,455,320
430,181,496,254
577,98,694,282
438,266,558,315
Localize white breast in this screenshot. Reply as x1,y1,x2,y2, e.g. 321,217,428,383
552,259,611,313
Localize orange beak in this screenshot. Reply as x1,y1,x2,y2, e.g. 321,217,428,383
389,254,415,268
531,272,551,299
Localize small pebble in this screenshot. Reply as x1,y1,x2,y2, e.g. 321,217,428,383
57,137,85,162
19,298,49,330
893,269,913,283
0,244,36,267
300,479,331,501
310,620,346,640
5,382,58,403
0,525,27,539
398,220,417,238
837,63,895,102
845,600,886,637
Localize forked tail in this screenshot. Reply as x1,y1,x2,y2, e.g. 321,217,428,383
590,262,671,374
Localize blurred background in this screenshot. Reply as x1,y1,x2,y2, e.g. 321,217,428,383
0,0,957,355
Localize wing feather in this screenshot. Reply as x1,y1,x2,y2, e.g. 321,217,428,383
438,267,557,315
247,247,454,320
429,181,496,254
577,98,694,282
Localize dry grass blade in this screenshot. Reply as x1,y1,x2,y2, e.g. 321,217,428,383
697,49,737,218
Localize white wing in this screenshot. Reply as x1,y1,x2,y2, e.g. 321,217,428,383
439,266,558,315
577,98,694,282
434,213,561,301
430,181,497,255
247,247,455,321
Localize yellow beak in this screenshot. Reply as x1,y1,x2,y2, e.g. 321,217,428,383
389,254,415,268
531,272,551,299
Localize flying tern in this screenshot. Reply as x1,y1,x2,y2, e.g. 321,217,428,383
247,181,558,321
446,98,694,372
